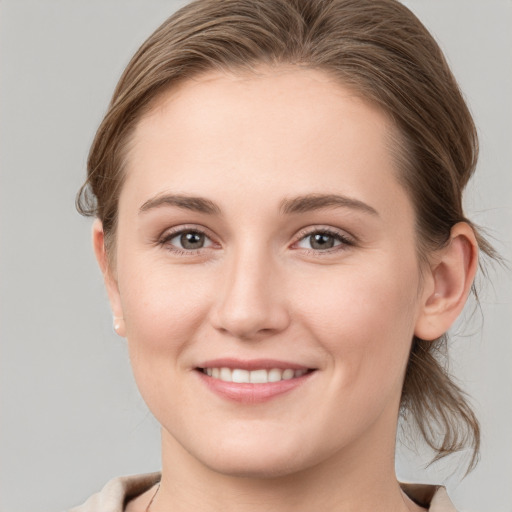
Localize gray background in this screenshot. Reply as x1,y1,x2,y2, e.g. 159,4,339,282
0,1,510,511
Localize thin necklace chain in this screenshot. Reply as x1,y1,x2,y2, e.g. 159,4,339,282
145,483,160,512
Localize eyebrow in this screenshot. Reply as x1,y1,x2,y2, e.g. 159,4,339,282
279,193,378,216
140,194,221,215
139,193,378,217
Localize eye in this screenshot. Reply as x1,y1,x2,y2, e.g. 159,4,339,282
160,228,215,253
295,228,354,252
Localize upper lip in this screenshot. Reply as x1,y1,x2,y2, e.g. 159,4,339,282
196,358,313,371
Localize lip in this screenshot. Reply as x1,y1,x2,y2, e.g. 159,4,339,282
197,358,311,371
195,358,316,404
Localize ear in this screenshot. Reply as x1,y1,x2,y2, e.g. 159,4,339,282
414,222,479,341
92,219,126,337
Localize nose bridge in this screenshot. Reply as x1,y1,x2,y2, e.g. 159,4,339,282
212,238,289,339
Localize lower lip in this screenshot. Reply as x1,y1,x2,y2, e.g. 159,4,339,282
196,370,315,404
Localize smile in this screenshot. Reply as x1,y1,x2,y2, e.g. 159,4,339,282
199,367,309,383
195,360,316,403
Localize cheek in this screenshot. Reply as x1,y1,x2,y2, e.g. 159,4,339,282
117,256,216,364
118,258,219,415
295,257,420,390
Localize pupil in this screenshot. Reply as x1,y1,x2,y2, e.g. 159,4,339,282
181,232,204,249
311,233,334,250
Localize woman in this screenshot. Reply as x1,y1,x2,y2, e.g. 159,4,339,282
72,0,494,510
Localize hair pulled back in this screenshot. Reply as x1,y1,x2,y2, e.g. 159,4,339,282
78,0,494,471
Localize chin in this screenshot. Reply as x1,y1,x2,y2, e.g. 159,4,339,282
201,452,308,479
197,431,336,480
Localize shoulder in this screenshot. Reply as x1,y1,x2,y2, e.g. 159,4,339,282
400,482,458,511
68,475,455,511
68,472,161,512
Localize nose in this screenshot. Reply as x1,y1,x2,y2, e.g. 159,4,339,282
210,246,290,341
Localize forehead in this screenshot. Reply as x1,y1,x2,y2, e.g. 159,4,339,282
134,67,393,153
122,67,412,223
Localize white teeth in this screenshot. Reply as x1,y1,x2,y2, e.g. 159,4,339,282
250,369,268,383
219,367,232,381
282,369,294,380
268,368,283,382
232,369,249,383
202,367,309,383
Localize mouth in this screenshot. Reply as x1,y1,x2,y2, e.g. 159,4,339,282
197,367,312,383
195,359,316,403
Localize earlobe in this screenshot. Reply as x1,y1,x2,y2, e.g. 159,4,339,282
113,316,126,337
92,219,126,337
414,222,478,341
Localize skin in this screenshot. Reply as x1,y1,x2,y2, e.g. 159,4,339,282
93,67,478,512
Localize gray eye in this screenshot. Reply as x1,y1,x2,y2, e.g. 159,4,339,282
181,232,205,249
309,233,336,249
168,230,213,250
297,232,342,250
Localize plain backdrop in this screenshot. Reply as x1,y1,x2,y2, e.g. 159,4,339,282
1,1,511,511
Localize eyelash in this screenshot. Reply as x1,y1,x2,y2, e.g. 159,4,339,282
294,227,355,256
157,226,355,257
158,226,217,256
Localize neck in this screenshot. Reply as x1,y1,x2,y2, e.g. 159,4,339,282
153,416,421,512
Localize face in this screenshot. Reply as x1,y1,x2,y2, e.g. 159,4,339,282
103,67,431,477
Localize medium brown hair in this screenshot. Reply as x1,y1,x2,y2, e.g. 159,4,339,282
77,0,494,471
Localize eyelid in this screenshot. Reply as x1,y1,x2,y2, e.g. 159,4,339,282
291,225,356,253
157,225,219,254
294,225,355,243
156,224,356,256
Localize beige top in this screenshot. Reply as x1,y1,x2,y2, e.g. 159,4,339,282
69,472,457,511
